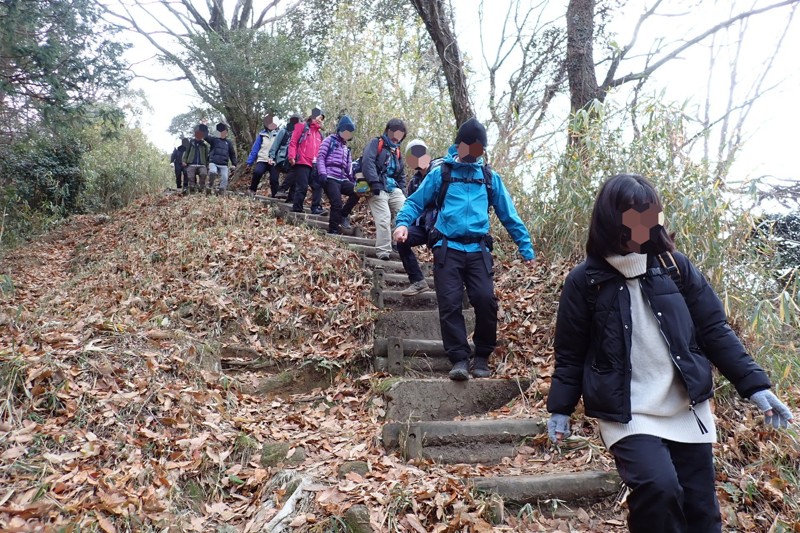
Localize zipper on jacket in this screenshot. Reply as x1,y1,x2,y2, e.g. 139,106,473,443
639,279,708,434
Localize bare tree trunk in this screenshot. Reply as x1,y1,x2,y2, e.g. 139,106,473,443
408,0,473,126
566,0,602,114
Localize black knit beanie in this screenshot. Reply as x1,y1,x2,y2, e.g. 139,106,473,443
454,118,487,146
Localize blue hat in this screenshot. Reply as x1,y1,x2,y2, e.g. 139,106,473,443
337,115,355,133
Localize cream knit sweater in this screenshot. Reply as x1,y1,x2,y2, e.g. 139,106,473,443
598,253,716,449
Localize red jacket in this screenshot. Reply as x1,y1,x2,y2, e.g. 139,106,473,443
288,121,323,168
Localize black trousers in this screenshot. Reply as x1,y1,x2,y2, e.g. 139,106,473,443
173,165,183,189
324,178,359,233
250,161,279,195
397,225,428,283
291,164,323,212
433,247,497,363
610,435,721,533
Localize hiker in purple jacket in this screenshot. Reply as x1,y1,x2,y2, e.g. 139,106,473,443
318,115,359,234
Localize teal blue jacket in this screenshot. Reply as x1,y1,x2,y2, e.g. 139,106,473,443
395,145,535,260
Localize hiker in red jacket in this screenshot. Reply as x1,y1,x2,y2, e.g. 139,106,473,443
288,108,326,214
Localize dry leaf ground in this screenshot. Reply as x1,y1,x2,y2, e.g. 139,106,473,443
0,194,798,532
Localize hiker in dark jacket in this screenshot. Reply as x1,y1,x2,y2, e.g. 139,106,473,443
182,126,211,193
269,113,302,197
396,139,436,296
318,115,358,235
394,118,535,381
208,123,237,194
546,174,794,533
247,114,279,196
170,138,188,190
362,118,407,259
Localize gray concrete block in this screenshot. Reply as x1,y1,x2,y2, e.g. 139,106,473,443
380,290,439,310
471,471,622,504
374,310,475,340
384,378,531,422
382,419,544,464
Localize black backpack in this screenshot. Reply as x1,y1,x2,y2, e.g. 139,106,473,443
425,162,495,248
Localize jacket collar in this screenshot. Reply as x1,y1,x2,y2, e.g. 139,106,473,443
584,253,667,287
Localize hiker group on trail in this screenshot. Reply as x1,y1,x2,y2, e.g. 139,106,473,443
170,111,794,532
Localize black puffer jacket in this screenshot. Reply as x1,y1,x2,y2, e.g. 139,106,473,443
547,252,771,423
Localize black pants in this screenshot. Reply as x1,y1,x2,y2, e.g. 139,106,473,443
173,165,183,189
324,178,359,233
250,161,279,195
397,225,429,283
433,247,497,363
610,435,721,533
291,164,323,212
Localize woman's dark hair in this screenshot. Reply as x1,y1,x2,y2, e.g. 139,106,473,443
586,174,675,258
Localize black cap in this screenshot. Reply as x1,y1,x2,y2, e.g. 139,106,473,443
454,118,487,147
216,123,227,132
385,118,406,133
198,123,209,135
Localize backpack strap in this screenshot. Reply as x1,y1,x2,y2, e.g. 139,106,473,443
657,251,683,292
297,123,311,146
436,163,494,209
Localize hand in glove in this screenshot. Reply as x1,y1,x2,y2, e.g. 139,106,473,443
750,389,794,428
371,186,382,197
547,413,571,443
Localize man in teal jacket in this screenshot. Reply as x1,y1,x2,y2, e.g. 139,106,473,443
393,118,535,380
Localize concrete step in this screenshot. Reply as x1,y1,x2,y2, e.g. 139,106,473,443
291,217,364,237
348,243,401,261
363,257,409,274
373,337,464,376
383,418,545,464
281,209,330,224
379,272,434,289
329,234,376,247
470,471,621,505
374,310,474,340
383,378,531,422
379,289,439,310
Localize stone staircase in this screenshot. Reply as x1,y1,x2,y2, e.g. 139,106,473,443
240,191,621,517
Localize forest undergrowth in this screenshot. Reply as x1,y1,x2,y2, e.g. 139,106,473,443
0,194,797,532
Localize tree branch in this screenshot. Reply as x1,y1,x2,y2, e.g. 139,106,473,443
603,0,800,90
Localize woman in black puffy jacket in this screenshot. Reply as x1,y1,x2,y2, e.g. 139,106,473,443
546,174,793,533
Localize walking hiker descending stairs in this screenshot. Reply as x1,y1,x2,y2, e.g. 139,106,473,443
394,118,535,381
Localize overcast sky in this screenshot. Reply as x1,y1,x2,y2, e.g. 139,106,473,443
124,0,800,184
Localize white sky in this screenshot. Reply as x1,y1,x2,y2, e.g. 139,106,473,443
124,0,800,184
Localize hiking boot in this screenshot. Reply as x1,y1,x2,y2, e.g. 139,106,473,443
471,357,491,378
401,280,428,296
311,207,328,216
376,252,391,261
341,216,352,230
448,360,470,381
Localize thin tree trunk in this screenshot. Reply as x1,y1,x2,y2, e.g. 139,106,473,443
566,0,602,113
409,0,473,126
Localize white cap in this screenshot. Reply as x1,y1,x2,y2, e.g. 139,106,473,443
405,138,428,156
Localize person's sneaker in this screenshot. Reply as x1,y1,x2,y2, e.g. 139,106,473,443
448,360,470,381
376,252,391,260
341,216,352,230
326,231,342,236
401,280,429,296
471,357,492,378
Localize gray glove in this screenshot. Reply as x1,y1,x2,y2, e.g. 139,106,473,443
750,390,794,429
547,413,571,443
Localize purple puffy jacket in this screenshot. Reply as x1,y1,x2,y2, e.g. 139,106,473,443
316,134,354,182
